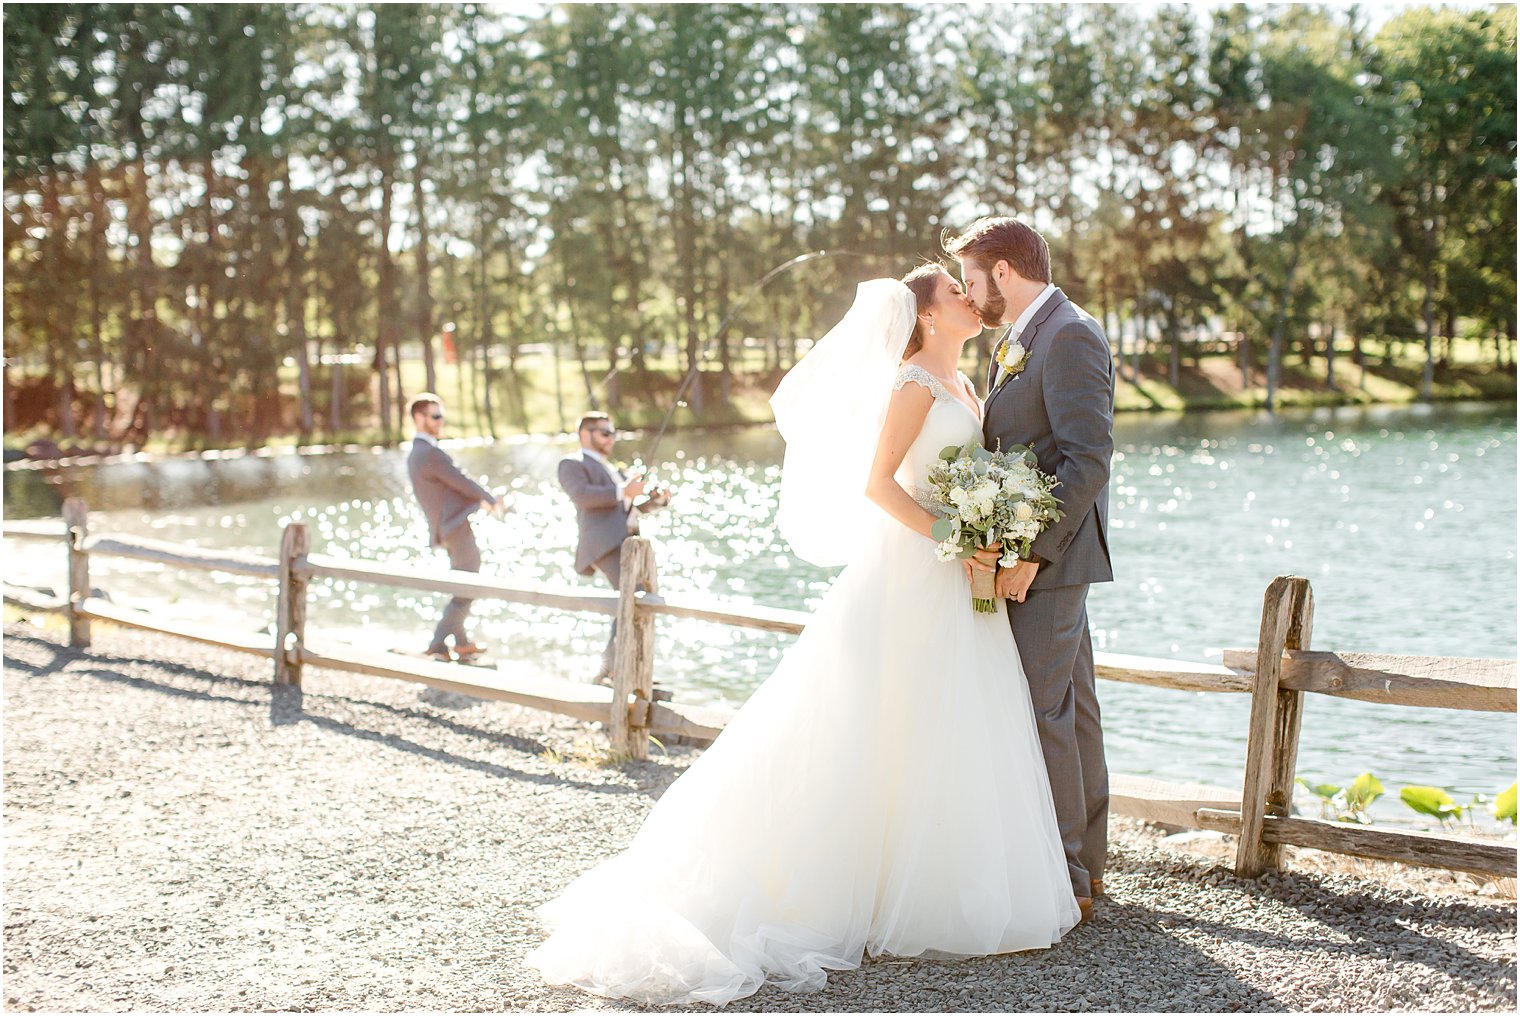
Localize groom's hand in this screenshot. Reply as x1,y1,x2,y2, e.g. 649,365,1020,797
997,560,1039,603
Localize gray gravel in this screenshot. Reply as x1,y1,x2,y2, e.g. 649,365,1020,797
4,618,1515,1012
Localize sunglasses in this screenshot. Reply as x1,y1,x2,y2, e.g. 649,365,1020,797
590,427,615,437
429,413,444,421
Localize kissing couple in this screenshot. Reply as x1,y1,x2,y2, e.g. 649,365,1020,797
528,216,1117,1007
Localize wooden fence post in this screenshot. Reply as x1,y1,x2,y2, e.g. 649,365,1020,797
1237,575,1314,877
610,537,659,760
62,498,90,648
275,521,310,686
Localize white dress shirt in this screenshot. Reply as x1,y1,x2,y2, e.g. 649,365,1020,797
994,282,1058,387
412,431,439,447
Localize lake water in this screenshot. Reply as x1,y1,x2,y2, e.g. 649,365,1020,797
5,402,1516,826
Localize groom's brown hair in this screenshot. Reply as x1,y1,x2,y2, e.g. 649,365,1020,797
942,217,1051,284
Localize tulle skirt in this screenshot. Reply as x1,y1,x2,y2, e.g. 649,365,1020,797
526,516,1080,1006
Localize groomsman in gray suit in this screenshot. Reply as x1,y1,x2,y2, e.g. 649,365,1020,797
558,412,669,683
947,217,1115,922
407,393,507,662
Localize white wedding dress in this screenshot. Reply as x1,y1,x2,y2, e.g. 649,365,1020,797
526,363,1080,1007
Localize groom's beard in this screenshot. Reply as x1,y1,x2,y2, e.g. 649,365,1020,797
975,287,1006,329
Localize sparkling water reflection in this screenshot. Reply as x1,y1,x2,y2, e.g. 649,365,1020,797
5,402,1515,823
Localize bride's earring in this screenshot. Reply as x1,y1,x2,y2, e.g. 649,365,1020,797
929,319,936,336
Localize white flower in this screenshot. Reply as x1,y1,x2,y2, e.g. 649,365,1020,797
934,540,959,562
1014,501,1034,522
948,486,968,506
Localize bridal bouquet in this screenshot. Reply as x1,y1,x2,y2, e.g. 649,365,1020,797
924,440,1064,613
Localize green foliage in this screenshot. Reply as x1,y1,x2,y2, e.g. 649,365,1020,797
3,3,1514,444
1399,785,1465,823
1298,778,1342,801
1297,772,1383,824
1496,782,1517,824
1344,773,1386,818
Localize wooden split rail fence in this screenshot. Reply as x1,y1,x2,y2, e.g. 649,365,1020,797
4,498,1515,882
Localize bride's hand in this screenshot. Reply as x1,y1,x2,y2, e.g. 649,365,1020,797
967,544,1000,573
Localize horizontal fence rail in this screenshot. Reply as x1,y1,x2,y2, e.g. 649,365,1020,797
1223,648,1516,712
3,499,1515,883
86,534,282,579
302,553,620,616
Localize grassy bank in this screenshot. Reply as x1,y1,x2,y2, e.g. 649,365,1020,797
6,339,1515,457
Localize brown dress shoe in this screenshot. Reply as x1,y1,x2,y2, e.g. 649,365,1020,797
1077,896,1093,924
1091,878,1104,899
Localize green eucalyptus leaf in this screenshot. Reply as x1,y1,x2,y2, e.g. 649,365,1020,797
1399,785,1462,820
1345,772,1385,809
1296,778,1341,801
930,519,955,543
1495,782,1517,823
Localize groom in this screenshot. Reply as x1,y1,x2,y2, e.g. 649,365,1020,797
946,217,1115,922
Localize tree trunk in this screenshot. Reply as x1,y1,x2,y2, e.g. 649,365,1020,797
87,165,110,440
286,224,312,441
1420,258,1436,400
330,353,344,436
615,164,647,375
1324,317,1338,391
1266,242,1302,413
717,226,733,403
475,203,495,440
1167,308,1181,389
375,157,397,440
676,101,703,414
1115,311,1129,383
479,340,496,439
413,148,437,395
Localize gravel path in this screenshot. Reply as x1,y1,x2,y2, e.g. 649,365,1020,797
4,619,1515,1012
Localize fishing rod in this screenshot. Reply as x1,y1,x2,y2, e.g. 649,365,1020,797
639,248,886,473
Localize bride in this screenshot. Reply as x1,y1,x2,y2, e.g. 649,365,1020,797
527,267,1081,1006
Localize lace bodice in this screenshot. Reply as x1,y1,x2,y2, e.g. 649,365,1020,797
892,365,983,502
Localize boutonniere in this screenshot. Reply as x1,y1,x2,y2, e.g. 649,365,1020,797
614,460,630,473
996,336,1031,382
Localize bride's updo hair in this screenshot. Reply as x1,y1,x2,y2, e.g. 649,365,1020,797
899,263,947,360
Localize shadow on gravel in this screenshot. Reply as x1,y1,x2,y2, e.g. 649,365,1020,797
293,709,653,796
1111,853,1515,996
2,638,72,676
18,633,663,798
68,664,257,710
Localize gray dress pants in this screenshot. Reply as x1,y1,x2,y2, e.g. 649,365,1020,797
1008,582,1109,897
428,523,481,653
592,547,623,677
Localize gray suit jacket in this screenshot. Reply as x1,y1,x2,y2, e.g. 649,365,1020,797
559,451,635,576
408,440,492,548
982,289,1115,590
